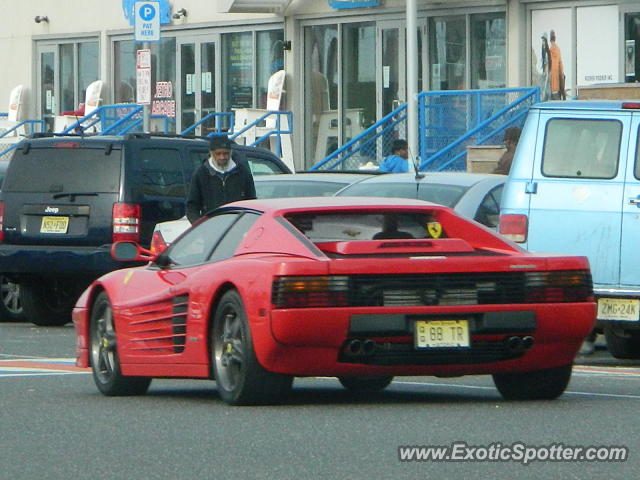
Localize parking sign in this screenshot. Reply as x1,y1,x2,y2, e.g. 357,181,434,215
134,1,160,42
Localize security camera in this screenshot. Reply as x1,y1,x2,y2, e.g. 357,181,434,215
34,15,49,23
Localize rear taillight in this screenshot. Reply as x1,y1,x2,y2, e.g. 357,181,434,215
150,230,168,254
499,214,528,243
524,271,593,303
0,202,4,242
112,203,140,243
622,102,640,110
272,276,349,308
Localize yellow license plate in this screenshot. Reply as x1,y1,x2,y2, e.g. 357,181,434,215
597,298,640,321
40,216,69,234
415,320,470,348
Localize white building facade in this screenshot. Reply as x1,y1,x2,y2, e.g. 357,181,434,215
0,0,638,169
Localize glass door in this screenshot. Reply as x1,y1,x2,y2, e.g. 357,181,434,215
37,46,58,132
378,21,407,120
178,37,219,135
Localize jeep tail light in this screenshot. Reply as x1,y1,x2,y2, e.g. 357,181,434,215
272,276,349,308
0,202,4,242
112,203,140,243
150,230,168,254
499,214,527,243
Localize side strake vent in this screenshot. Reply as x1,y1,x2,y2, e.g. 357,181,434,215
125,294,189,354
272,271,593,309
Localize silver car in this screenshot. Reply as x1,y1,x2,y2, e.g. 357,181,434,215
335,172,505,229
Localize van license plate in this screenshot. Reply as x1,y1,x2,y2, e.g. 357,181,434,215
40,216,69,234
415,320,470,348
597,298,640,321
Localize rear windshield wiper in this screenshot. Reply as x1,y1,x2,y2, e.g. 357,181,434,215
52,192,99,199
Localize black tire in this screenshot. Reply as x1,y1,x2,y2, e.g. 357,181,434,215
20,278,79,326
89,292,151,396
603,325,640,359
212,290,292,405
338,376,394,392
493,364,572,400
0,275,25,322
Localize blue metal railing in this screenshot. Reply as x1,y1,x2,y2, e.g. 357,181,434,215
229,110,293,157
310,105,406,171
310,87,540,171
181,112,234,136
418,87,539,171
0,119,45,138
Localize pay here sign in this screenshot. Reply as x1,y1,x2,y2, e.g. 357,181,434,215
135,1,160,42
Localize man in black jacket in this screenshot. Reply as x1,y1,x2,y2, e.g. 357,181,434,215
186,135,256,223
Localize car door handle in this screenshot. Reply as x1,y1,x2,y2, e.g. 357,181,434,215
629,197,640,207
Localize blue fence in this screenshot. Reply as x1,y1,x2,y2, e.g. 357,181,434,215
310,87,539,172
418,87,539,171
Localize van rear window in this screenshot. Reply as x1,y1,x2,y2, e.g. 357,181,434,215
3,148,122,193
542,119,621,179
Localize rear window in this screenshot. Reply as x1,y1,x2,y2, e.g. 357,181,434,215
4,147,122,193
542,118,621,179
284,211,443,242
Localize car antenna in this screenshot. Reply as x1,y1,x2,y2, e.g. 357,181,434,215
408,144,424,180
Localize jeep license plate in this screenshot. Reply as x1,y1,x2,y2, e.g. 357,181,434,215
597,298,640,321
40,216,69,234
415,320,470,348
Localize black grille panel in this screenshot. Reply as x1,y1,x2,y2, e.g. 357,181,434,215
347,271,591,307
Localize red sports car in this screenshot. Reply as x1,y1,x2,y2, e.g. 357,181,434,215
73,197,595,405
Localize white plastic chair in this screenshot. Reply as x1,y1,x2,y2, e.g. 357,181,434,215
0,85,24,136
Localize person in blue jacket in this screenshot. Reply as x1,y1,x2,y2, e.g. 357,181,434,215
378,139,409,173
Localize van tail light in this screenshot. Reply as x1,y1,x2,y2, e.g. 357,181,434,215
150,230,168,254
0,202,4,243
499,214,528,243
112,203,140,243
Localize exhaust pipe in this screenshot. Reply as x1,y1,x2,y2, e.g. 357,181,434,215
347,339,362,355
522,336,534,350
362,339,376,355
506,336,523,352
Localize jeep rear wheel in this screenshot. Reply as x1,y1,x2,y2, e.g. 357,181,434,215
0,275,25,322
21,278,81,326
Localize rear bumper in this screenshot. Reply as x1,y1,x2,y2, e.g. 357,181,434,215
0,244,138,277
593,287,640,330
255,303,596,377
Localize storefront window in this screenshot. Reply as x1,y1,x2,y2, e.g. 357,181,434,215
304,25,338,163
113,38,176,131
343,22,376,129
222,32,254,110
470,13,505,89
625,13,640,83
257,30,285,108
79,42,99,102
429,16,466,90
60,44,75,112
114,40,136,103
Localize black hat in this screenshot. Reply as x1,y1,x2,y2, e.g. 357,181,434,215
209,135,232,151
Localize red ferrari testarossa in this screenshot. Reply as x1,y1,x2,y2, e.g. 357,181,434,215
73,197,595,405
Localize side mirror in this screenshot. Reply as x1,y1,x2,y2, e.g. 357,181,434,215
111,241,158,263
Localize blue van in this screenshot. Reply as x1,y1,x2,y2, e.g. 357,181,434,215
499,100,640,359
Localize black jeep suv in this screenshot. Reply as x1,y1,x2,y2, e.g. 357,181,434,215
0,133,290,326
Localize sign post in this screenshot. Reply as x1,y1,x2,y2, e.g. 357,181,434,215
134,1,160,132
